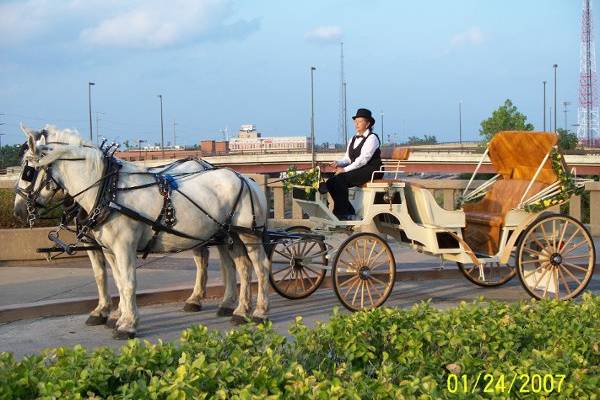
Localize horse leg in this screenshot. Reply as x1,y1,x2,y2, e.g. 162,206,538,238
183,246,209,312
215,244,238,316
238,233,270,323
85,250,111,326
103,252,122,329
228,238,252,324
112,247,139,340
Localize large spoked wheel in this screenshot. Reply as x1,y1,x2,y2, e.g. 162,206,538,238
332,232,396,311
517,214,596,300
269,226,327,299
457,257,516,287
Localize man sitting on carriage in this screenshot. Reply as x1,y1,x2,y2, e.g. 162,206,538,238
322,108,383,220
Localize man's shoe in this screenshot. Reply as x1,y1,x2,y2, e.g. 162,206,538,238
337,214,354,221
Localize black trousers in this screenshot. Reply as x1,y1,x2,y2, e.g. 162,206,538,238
325,165,379,216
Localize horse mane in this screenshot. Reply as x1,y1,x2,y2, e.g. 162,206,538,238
43,125,105,178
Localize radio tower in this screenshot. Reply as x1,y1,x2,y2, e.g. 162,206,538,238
338,42,348,147
577,0,599,147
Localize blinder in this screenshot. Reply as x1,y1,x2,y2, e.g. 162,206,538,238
21,165,36,182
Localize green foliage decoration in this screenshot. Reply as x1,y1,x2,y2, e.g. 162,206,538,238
282,165,320,194
523,147,584,212
0,294,599,399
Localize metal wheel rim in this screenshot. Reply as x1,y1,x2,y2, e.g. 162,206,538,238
334,233,395,311
270,233,326,299
517,215,595,300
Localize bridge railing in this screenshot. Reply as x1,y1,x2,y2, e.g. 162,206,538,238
264,177,600,235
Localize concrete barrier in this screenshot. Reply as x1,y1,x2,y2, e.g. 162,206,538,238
0,227,80,262
0,219,310,262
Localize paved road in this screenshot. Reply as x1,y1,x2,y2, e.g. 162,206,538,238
1,274,598,359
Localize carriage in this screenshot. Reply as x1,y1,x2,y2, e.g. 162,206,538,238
268,131,596,311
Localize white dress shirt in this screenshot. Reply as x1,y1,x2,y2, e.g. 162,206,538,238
336,129,380,172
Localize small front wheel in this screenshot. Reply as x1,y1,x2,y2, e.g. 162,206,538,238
269,226,327,299
332,232,396,311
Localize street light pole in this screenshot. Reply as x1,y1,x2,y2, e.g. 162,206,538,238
543,81,547,131
157,94,165,158
173,120,178,148
95,112,105,144
343,81,348,147
459,101,463,146
88,82,95,142
381,111,384,145
553,64,558,133
310,66,316,168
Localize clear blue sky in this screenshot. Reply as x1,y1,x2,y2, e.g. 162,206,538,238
0,0,593,146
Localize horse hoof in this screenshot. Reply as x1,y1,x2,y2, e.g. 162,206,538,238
231,314,250,325
217,307,234,317
85,315,108,326
183,303,202,312
251,316,269,325
113,330,136,340
105,318,118,329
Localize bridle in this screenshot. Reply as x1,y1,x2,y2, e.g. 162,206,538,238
15,134,91,228
15,157,64,228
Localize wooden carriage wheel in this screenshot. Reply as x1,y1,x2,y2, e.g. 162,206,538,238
269,226,327,299
457,257,516,287
332,232,396,311
517,215,596,300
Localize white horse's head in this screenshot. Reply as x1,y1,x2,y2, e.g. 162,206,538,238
13,124,90,225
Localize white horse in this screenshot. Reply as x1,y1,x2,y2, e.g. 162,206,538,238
14,126,271,339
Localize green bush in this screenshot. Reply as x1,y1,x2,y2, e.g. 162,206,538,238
0,188,61,228
1,295,598,399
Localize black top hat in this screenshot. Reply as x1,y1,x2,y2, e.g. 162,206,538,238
352,108,375,126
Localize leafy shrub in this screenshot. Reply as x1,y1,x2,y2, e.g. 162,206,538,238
1,295,598,399
0,188,61,228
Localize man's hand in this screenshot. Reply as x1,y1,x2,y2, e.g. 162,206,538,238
335,167,345,175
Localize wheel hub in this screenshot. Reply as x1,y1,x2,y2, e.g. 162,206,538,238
358,266,370,280
550,253,563,266
291,258,304,270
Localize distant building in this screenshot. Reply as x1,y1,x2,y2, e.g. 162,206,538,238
228,124,310,153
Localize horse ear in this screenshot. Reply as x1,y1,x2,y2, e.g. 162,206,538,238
20,123,34,138
27,133,36,155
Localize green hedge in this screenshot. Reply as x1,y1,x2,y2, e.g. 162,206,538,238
1,295,598,399
0,189,61,228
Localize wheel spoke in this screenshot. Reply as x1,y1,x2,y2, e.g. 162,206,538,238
366,278,383,299
542,266,554,298
560,226,582,254
367,248,387,269
523,261,550,280
370,274,389,286
520,259,543,265
365,279,375,306
532,266,550,291
366,240,378,267
557,219,569,250
561,239,588,256
303,265,323,276
298,269,308,293
560,264,582,286
273,249,292,260
338,257,359,271
539,222,553,251
551,219,557,252
369,261,389,272
562,254,591,260
352,280,362,305
338,274,359,288
531,236,548,253
283,270,295,293
272,265,293,276
344,276,360,298
360,280,365,309
557,266,572,295
523,246,548,258
562,261,590,273
354,240,364,266
303,241,317,257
